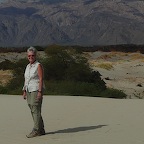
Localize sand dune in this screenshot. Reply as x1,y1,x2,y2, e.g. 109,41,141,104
0,95,144,144
88,51,144,99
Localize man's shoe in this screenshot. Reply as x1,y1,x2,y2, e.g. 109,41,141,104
26,130,40,138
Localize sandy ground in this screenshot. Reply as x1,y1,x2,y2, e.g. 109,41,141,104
0,95,144,144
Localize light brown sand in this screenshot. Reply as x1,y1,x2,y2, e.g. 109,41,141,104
0,95,144,144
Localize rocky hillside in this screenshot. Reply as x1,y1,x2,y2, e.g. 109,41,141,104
0,0,144,47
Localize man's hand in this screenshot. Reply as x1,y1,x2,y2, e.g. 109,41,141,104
36,91,43,101
23,91,27,100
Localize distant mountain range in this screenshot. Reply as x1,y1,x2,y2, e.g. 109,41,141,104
0,0,144,47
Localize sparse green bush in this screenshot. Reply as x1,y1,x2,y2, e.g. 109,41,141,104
4,58,27,94
13,58,28,74
43,45,105,84
6,75,24,94
0,85,9,94
0,59,14,70
44,81,103,96
100,88,126,99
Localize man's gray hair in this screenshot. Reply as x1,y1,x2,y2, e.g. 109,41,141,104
27,46,37,55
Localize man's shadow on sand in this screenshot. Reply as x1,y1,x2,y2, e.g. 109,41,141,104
46,125,107,135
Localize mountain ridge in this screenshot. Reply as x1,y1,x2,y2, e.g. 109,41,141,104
0,0,144,47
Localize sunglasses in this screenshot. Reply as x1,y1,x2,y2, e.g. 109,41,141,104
28,55,35,57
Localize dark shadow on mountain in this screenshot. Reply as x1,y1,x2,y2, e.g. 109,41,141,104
84,0,96,5
46,125,107,135
0,7,38,16
41,0,71,4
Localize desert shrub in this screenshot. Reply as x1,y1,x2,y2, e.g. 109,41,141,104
0,59,14,70
33,46,44,51
45,45,64,55
6,86,24,95
0,85,9,94
100,88,127,99
0,59,26,93
43,45,74,80
42,56,68,80
5,58,28,94
44,81,103,96
13,58,28,74
6,75,24,94
65,61,91,82
43,45,105,84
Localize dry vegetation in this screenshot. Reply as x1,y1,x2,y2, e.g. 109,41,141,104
90,61,114,70
130,53,144,60
0,70,13,86
88,52,144,69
